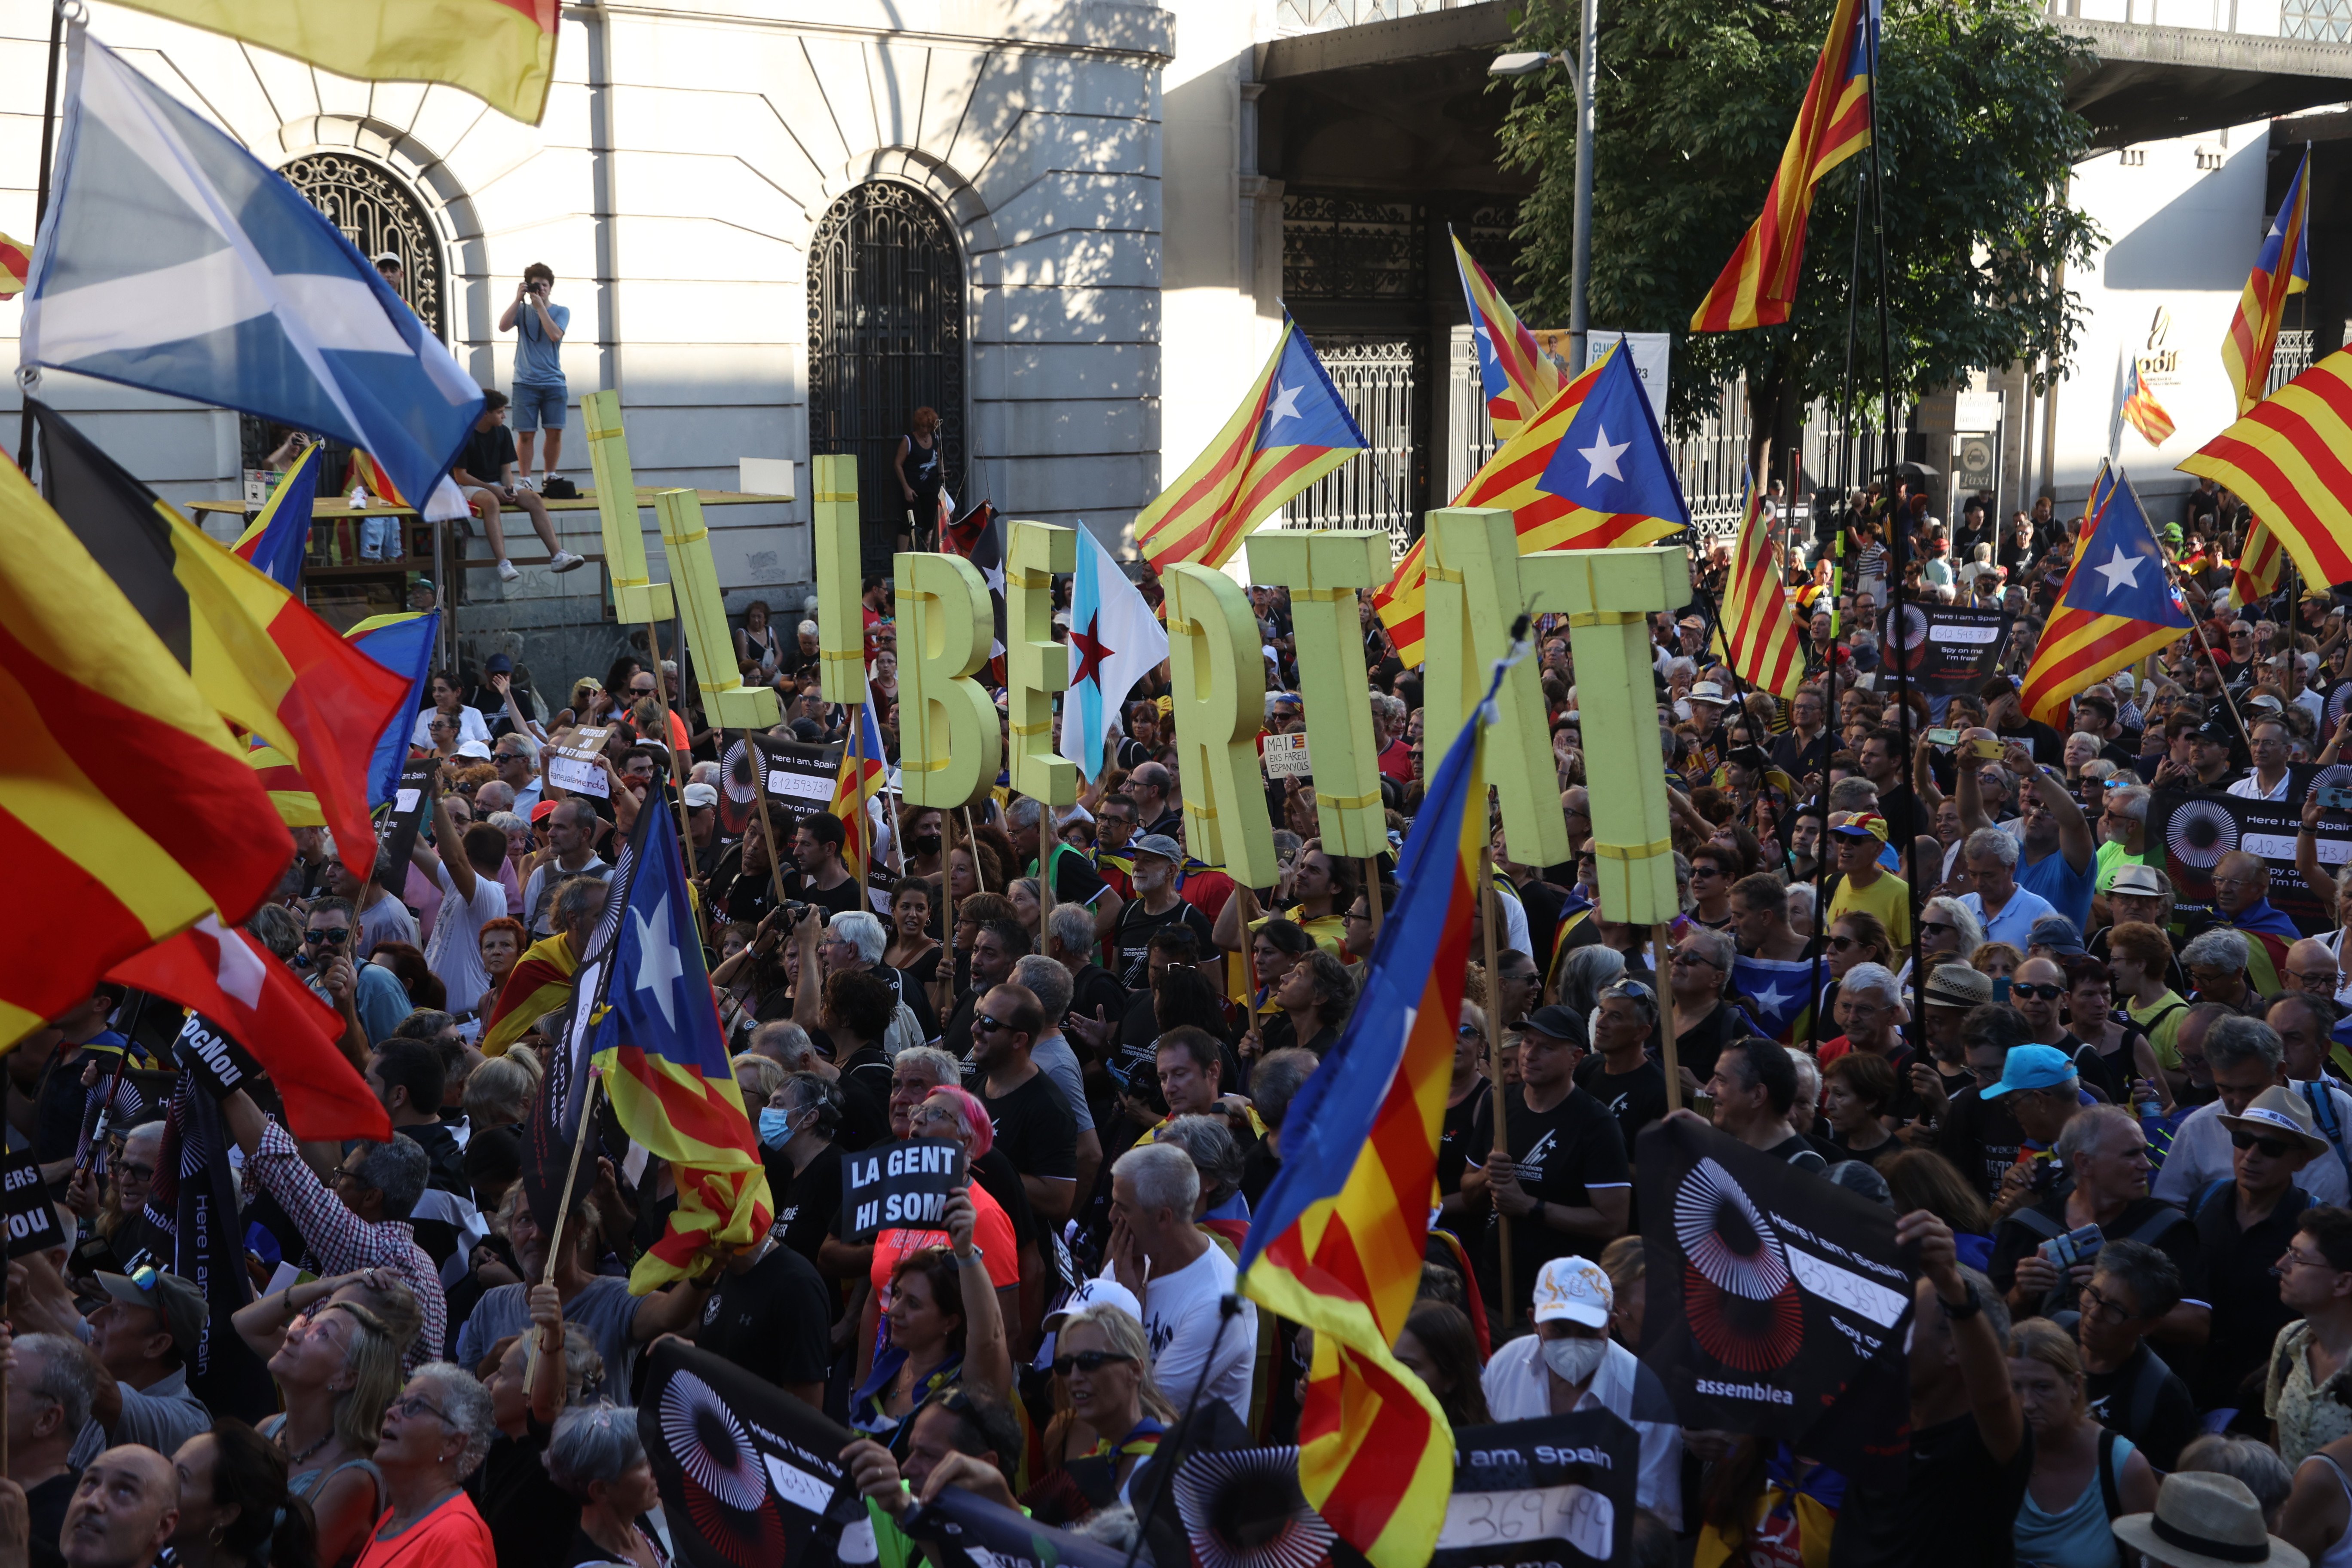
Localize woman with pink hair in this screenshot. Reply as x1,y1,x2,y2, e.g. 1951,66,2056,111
853,1085,1022,1384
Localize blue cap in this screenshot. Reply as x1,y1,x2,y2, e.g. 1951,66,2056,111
1981,1043,2075,1099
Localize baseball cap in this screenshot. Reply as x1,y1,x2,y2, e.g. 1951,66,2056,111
682,782,718,809
99,1267,210,1358
1830,812,1889,843
372,250,402,269
1981,1043,2076,1099
2027,915,2086,956
1130,833,1184,863
1531,1256,1613,1329
1522,1005,1583,1042
1923,964,1994,1010
484,652,515,675
455,739,493,760
2195,721,2236,747
2248,693,2285,715
1043,1277,1145,1333
2113,670,2137,693
530,800,560,825
2109,863,2165,897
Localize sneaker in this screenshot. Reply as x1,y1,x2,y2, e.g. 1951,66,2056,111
513,475,537,493
496,558,521,583
548,550,586,573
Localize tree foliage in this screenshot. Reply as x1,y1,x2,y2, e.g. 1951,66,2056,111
1497,0,2104,456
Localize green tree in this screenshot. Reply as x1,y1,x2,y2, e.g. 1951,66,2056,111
1498,0,2102,480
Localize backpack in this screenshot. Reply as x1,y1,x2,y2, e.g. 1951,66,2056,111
2092,1427,2133,1568
2005,1200,2188,1320
2292,1078,2352,1193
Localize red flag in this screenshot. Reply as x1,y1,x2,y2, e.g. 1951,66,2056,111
108,916,392,1142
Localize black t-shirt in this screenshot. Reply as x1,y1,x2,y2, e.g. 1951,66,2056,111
773,1141,845,1265
971,1066,1077,1182
1936,1087,2025,1202
1996,717,2067,767
25,1468,74,1568
1833,1413,2032,1568
1989,1191,2205,1318
1467,1085,1631,1316
2191,1181,2313,1409
1437,1078,1491,1198
786,872,864,919
1673,1003,1743,1086
1826,1130,1905,1169
472,1421,580,1568
835,1045,892,1153
1040,844,1109,907
406,1120,470,1194
1874,781,1928,848
33,1050,91,1166
1573,1055,1669,1158
1759,1132,1829,1174
2084,1341,2199,1472
462,422,519,487
697,1241,833,1389
1110,900,1213,991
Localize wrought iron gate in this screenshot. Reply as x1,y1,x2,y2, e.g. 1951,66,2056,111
808,182,966,574
1281,338,1421,556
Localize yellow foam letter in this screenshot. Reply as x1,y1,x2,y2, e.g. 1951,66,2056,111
809,455,867,704
651,491,779,729
1164,563,1278,888
582,390,672,622
894,550,1003,806
1005,521,1077,807
1245,530,1390,858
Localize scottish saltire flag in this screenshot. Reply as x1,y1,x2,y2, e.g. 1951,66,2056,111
588,792,772,1292
1135,315,1368,570
1535,340,1691,530
2021,469,2192,726
1060,524,1169,780
21,28,484,513
232,442,319,590
1452,231,1560,440
1733,952,1816,1043
830,677,890,879
2225,147,2313,417
1238,669,1503,1568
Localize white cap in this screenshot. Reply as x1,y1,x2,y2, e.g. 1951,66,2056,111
1531,1256,1613,1328
1044,1277,1144,1333
455,738,493,759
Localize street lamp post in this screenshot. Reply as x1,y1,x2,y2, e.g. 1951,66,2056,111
1490,0,1598,372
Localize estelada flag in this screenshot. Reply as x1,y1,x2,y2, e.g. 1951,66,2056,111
2224,145,2312,418
2121,354,2177,448
107,914,389,1142
1690,0,1877,331
0,448,285,1050
830,676,889,880
104,0,559,124
32,402,411,870
1374,341,1684,667
2019,469,2191,727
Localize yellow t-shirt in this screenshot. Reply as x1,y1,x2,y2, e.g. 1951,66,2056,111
1826,867,1911,950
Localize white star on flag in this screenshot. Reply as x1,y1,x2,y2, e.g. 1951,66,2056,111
632,895,683,1028
1749,980,1795,1017
1268,382,1305,425
2094,545,2141,595
1580,425,1630,484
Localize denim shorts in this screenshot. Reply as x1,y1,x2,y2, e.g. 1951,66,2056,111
511,381,567,431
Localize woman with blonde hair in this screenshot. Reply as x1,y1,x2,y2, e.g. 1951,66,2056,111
464,1055,537,1133
1023,1305,1175,1524
2009,1316,2156,1568
259,1298,402,1568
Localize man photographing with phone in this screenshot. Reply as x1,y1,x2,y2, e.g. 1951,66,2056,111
498,261,570,492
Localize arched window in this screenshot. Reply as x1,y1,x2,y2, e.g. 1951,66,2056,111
808,182,965,572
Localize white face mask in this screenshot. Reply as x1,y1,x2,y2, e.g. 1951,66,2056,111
1540,1332,1608,1386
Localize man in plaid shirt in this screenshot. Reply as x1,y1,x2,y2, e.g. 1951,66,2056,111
224,1090,445,1371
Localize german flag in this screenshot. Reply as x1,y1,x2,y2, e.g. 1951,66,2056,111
0,457,286,1049
33,403,411,867
484,932,581,1057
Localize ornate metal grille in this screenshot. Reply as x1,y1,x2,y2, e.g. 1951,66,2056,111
1283,192,1425,302
808,182,966,573
279,153,444,336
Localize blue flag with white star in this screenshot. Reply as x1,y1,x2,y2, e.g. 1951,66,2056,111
2059,473,2191,626
588,793,732,1085
1731,951,1816,1044
1534,339,1690,529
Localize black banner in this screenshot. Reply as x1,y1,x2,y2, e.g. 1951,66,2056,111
2150,770,2352,935
1879,603,2013,695
1,1150,60,1261
901,1484,1130,1568
1430,1411,1638,1568
1635,1118,1913,1482
172,1013,263,1100
840,1139,968,1242
375,757,438,891
637,1339,862,1568
145,1078,276,1423
752,735,849,813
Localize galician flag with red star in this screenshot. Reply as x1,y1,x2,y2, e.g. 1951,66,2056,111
1059,523,1169,780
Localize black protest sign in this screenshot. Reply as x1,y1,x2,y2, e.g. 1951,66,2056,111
750,734,843,812
1636,1118,1914,1483
1879,603,2013,695
901,1484,1131,1568
840,1139,968,1242
1430,1410,1638,1568
2150,772,2352,934
375,757,438,891
172,1012,263,1099
638,1339,862,1568
0,1149,61,1259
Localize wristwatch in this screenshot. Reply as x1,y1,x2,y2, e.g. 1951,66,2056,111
954,1246,986,1270
1938,1280,1983,1320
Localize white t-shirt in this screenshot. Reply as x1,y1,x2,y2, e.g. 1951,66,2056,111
411,705,492,748
426,861,509,1014
1131,1246,1255,1423
524,856,612,938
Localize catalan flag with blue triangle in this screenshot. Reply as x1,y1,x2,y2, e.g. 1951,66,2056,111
586,790,773,1292
1733,951,1818,1044
1237,664,1506,1568
1452,231,1560,440
1135,314,1367,570
831,675,891,879
231,443,320,591
2020,468,2191,727
2225,145,2312,418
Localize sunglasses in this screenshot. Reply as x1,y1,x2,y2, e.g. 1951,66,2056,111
1052,1350,1136,1375
971,1014,1009,1036
2008,982,2065,1001
116,1161,156,1185
1920,921,1954,938
1826,935,1859,952
2231,1129,2298,1158
303,927,349,946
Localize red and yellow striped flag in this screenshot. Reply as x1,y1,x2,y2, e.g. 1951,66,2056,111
2121,355,2176,448
831,683,890,880
2233,518,2286,608
1452,232,1561,440
484,933,581,1057
0,453,287,1048
2181,346,2352,590
2224,147,2312,418
0,232,29,300
107,0,559,123
1689,0,1877,332
1719,476,1807,698
1373,346,1681,666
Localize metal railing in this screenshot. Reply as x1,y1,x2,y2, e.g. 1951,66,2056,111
1281,340,1422,555
2269,328,2316,394
1274,0,1474,33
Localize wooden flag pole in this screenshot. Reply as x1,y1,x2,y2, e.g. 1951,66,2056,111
962,807,989,893
542,1075,604,1283
1363,858,1384,940
850,702,871,913
644,622,701,887
2190,617,2258,753
1655,925,1682,1112
1478,841,1515,1327
741,730,790,913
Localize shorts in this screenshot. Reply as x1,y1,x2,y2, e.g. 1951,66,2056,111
511,381,567,432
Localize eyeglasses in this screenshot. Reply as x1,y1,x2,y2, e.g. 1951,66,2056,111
2282,1247,2336,1272
971,1014,1010,1036
388,1392,451,1423
116,1161,156,1185
2290,969,2341,988
2077,1283,2133,1326
303,927,349,946
2008,982,2065,1001
1456,1024,1485,1042
1671,950,1723,969
1052,1350,1135,1375
2233,1129,2298,1158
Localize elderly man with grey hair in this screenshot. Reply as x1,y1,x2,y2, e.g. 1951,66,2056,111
1156,1113,1247,1228
1958,823,2056,946
2179,926,2258,1016
2154,1013,2352,1209
1106,1140,1255,1420
1010,952,1103,1201
1666,924,1743,1087
814,908,938,1042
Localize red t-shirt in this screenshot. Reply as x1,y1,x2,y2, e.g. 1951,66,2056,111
354,1493,496,1568
869,1181,1019,1298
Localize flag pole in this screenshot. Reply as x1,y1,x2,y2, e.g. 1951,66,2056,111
644,621,701,889
1655,924,1682,1112
1363,859,1384,940
542,1075,603,1284
962,807,989,893
13,0,64,478
851,701,871,913
1477,840,1515,1328
741,730,790,913
2191,616,2258,754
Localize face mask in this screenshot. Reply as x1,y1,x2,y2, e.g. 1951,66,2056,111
912,833,941,858
1540,1332,1607,1386
758,1108,797,1148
